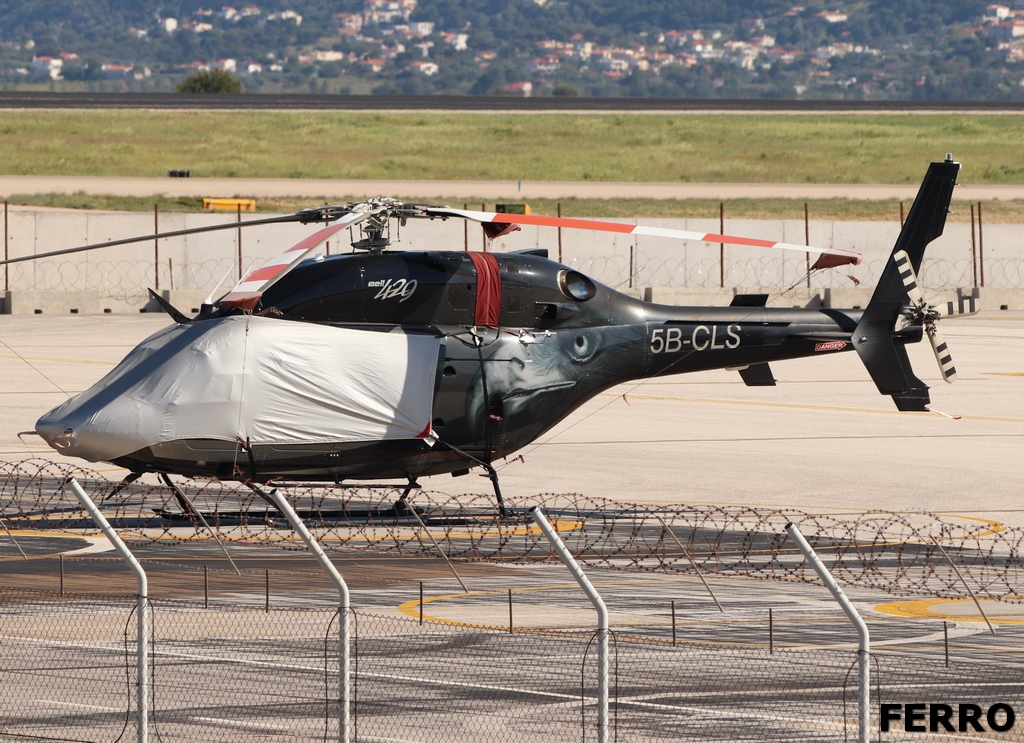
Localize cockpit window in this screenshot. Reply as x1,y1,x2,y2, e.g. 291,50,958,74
558,270,597,302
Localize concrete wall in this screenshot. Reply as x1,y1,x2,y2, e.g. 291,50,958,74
2,207,1022,313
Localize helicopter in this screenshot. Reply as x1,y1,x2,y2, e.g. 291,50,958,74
8,156,972,513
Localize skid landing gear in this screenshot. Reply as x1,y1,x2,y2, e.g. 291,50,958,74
101,471,142,501
440,442,510,518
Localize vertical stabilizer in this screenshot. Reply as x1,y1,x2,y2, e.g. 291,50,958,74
852,157,960,411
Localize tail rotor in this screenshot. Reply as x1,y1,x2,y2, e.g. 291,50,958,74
893,249,978,385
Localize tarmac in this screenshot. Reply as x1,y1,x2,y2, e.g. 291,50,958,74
1,310,1023,640
2,311,1022,519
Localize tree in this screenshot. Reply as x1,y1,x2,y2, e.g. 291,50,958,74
174,69,242,94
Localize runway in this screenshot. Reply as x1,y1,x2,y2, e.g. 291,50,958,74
2,92,1023,113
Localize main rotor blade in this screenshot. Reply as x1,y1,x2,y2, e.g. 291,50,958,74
421,206,864,267
0,213,317,266
219,209,377,310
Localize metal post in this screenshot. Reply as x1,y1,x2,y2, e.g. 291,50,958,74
408,503,469,592
508,588,513,634
66,478,148,743
204,565,209,608
4,200,8,293
236,204,243,281
930,535,995,635
943,621,949,667
529,507,608,743
804,202,810,289
265,569,269,613
769,607,773,654
655,515,724,611
785,523,868,743
719,202,725,288
628,244,634,289
671,600,676,646
153,204,159,292
419,581,423,624
59,555,64,595
266,488,350,743
978,201,985,287
970,204,977,287
557,202,563,264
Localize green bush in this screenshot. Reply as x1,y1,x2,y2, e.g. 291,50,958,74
174,70,243,94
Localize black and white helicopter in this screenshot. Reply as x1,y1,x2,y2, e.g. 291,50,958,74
7,156,973,512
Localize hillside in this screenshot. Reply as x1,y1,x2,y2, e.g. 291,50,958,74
1,0,1019,100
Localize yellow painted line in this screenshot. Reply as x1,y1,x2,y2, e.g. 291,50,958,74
598,393,1024,424
935,514,1006,538
875,597,1024,625
993,372,1024,377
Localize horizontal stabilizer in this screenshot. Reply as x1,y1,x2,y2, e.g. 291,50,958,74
730,293,769,307
738,363,776,387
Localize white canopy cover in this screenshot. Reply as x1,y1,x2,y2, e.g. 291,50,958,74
37,316,442,462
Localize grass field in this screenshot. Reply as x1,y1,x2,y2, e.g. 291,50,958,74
2,110,1024,184
10,191,1023,222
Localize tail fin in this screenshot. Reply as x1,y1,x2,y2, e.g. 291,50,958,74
852,156,960,411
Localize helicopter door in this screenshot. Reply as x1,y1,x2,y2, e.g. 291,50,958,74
496,254,532,328
319,257,365,322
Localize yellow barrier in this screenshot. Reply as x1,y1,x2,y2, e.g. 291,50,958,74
202,198,256,212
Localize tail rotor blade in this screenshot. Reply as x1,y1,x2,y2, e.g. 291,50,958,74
927,323,957,383
893,249,925,305
940,295,980,318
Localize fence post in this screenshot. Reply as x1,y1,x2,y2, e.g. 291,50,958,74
977,201,985,288
236,204,243,281
804,202,810,289
970,204,978,288
66,477,148,743
719,202,725,288
785,523,868,743
557,202,563,264
4,200,8,293
153,204,159,292
529,506,608,743
266,488,351,743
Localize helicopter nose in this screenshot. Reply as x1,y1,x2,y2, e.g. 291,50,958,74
36,393,159,463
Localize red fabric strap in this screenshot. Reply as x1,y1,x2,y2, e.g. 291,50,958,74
467,252,502,326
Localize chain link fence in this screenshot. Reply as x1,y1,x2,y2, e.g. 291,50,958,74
3,587,1022,742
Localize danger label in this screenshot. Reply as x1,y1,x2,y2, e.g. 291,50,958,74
815,341,847,352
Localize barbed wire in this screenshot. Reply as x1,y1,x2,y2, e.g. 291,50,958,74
3,458,1022,604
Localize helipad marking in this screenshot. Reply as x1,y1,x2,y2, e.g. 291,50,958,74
875,596,1024,625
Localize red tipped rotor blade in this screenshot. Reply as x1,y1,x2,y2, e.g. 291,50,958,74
219,211,370,310
425,207,863,267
